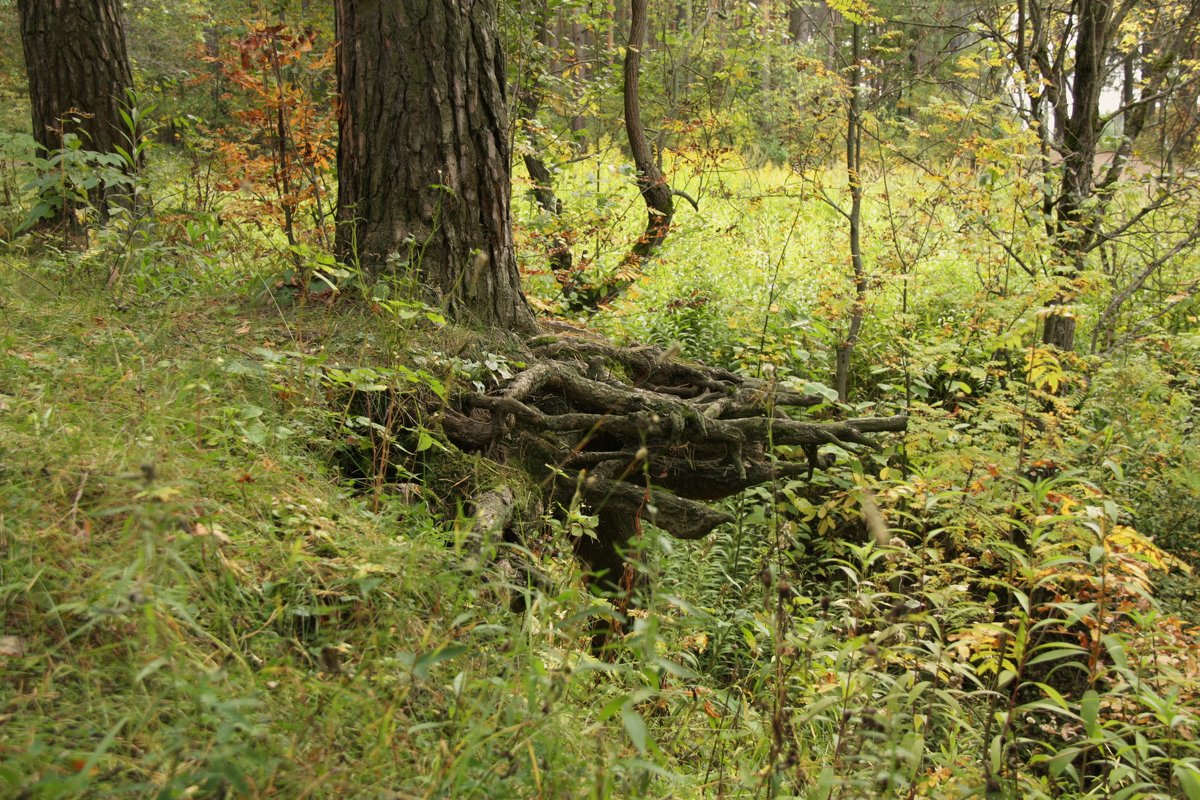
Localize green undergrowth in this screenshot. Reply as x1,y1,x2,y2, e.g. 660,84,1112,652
5,143,1200,798
0,265,689,798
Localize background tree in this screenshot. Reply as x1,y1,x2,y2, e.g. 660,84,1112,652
334,0,534,331
623,0,676,268
514,1,575,287
978,0,1200,350
834,18,867,402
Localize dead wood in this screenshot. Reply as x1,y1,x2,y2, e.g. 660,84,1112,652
437,333,908,597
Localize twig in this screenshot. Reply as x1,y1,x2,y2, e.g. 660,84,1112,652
68,469,90,537
671,188,700,211
1,257,60,297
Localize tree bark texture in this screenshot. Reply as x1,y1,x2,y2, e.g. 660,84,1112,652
435,335,907,597
18,0,132,158
335,0,535,332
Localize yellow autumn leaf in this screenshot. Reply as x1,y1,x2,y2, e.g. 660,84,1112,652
1108,525,1192,575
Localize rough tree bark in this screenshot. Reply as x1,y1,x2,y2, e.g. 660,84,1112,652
437,335,907,597
334,0,535,332
17,0,134,213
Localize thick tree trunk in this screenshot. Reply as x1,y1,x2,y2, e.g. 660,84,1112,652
335,0,535,332
17,0,133,214
18,0,132,155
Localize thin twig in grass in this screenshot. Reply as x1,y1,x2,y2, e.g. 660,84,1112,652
1,255,60,297
754,207,803,379
68,469,89,537
257,272,297,347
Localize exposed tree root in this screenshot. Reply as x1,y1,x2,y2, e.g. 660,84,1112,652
439,333,908,600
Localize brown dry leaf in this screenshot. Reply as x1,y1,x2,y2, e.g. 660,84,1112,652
216,548,250,579
0,636,27,658
192,522,232,544
860,489,890,547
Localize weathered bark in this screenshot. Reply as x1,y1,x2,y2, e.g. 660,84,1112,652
436,335,907,595
17,0,134,215
334,0,535,332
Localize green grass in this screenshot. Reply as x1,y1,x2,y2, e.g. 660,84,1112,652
0,251,817,798
0,264,619,797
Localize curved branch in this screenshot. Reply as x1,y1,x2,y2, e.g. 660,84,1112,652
672,188,699,211
620,0,674,277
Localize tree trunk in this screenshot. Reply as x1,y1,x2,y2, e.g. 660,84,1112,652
18,0,132,155
1041,311,1077,351
17,0,133,213
334,0,535,333
624,0,676,264
1039,0,1112,351
835,23,865,403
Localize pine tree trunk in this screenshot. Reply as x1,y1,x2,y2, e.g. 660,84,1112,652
17,0,133,215
18,0,132,154
334,0,535,332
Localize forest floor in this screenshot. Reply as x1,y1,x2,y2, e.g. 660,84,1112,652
0,262,778,798
4,152,1200,798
